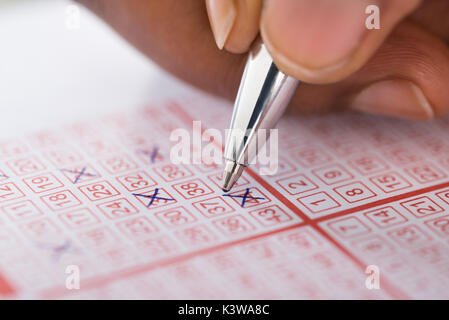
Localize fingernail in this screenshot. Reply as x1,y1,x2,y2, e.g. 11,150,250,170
206,0,237,50
351,79,434,120
261,0,369,77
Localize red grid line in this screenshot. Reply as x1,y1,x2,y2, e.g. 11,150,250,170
171,101,412,299
39,222,306,299
313,180,449,223
245,168,410,299
35,102,447,299
0,271,15,297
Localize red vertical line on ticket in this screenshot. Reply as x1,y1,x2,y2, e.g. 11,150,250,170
41,100,420,299
39,222,306,299
168,101,411,299
245,168,410,300
0,271,15,297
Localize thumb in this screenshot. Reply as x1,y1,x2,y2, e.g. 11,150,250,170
261,0,422,84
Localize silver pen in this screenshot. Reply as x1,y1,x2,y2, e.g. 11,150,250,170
221,40,300,192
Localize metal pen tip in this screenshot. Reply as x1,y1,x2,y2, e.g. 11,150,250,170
221,160,245,192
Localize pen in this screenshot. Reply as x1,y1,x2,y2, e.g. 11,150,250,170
221,40,300,192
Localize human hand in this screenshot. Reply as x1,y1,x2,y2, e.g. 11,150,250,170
77,0,449,120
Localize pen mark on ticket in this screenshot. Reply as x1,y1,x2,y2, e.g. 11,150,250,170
1,96,449,299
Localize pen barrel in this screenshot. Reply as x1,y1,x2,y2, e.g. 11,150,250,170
224,41,299,166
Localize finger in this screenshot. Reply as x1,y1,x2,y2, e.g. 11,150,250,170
260,0,422,84
288,20,449,120
409,0,449,41
77,1,449,121
75,0,246,98
206,0,262,53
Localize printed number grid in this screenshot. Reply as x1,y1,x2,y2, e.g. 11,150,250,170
0,96,449,298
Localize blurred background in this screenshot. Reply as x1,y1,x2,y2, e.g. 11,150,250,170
0,0,195,136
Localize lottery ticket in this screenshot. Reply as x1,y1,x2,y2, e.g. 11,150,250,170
0,93,449,299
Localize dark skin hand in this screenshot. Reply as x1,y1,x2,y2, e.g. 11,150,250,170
76,0,449,120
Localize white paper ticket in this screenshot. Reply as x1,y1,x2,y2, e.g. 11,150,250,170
0,95,448,299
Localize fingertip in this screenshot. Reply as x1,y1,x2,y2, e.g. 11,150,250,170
223,0,262,53
350,79,435,120
206,0,262,54
206,0,237,50
260,0,422,83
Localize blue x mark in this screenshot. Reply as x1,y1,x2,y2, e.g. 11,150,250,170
138,146,162,164
133,188,175,208
51,239,78,261
223,188,265,207
61,166,97,183
35,239,80,262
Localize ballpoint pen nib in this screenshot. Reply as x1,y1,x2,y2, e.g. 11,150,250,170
221,160,245,192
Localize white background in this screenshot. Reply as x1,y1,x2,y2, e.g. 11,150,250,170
0,0,200,136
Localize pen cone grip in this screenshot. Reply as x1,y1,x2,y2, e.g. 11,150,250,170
224,41,299,166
